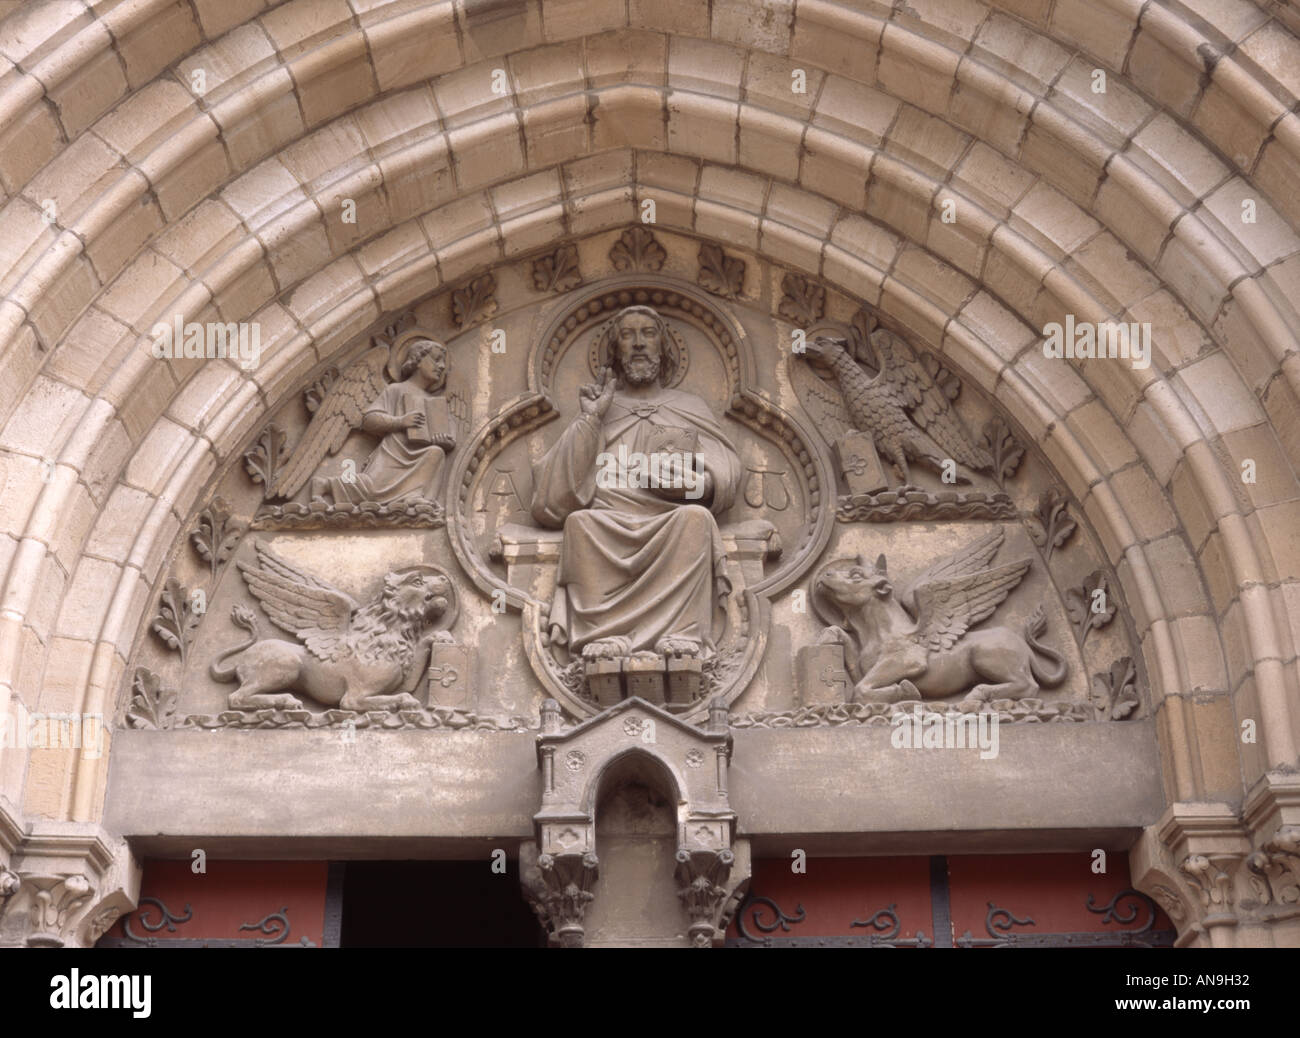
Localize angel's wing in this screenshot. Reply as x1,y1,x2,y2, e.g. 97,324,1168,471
789,354,853,443
270,347,391,499
899,529,1005,617
911,558,1032,653
873,329,990,470
236,542,358,661
446,390,469,443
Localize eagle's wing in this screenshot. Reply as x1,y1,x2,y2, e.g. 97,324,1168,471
236,542,357,661
789,353,853,442
269,346,391,499
899,529,1005,617
872,329,990,470
911,558,1032,653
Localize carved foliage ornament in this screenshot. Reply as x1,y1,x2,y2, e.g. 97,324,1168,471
608,227,666,272
1247,827,1300,906
697,243,744,299
531,244,582,294
125,668,177,730
451,273,498,328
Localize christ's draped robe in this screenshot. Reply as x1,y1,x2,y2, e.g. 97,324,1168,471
325,382,447,505
530,387,743,654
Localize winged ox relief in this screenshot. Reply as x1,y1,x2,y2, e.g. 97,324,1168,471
810,529,1067,706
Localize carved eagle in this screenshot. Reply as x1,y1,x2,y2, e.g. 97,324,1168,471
794,311,990,486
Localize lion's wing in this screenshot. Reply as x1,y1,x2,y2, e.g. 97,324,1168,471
911,558,1031,653
236,542,357,661
269,347,390,499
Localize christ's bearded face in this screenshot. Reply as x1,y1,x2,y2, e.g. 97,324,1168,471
615,313,662,385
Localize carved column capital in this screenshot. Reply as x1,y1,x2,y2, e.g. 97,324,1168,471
1246,827,1300,908
675,846,735,948
1130,802,1249,946
0,821,140,948
532,849,599,948
1130,795,1300,946
1179,853,1237,911
12,873,94,946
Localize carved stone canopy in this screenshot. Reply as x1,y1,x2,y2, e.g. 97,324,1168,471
521,697,750,947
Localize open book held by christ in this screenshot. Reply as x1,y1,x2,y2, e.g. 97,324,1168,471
406,394,451,446
636,422,699,459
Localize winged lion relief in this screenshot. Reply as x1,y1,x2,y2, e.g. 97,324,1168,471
209,541,459,713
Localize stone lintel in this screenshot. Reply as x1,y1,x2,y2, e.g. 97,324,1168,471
105,721,1162,850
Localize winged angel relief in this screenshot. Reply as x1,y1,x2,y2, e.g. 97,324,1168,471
262,333,467,515
811,530,1066,705
209,542,458,712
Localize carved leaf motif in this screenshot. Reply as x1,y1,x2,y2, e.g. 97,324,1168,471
981,416,1024,486
778,273,824,326
452,273,498,328
1065,570,1116,648
531,244,582,294
303,367,339,414
125,668,178,730
151,578,201,664
190,497,246,579
242,424,287,496
1090,656,1139,721
608,227,666,272
1028,487,1076,562
697,243,744,299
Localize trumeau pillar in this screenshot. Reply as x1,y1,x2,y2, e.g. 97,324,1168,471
1131,772,1300,948
0,798,140,948
521,697,750,948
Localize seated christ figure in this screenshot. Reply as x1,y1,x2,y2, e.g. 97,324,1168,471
530,306,742,661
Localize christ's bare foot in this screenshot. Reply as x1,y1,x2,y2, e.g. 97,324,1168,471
655,636,702,658
582,637,631,661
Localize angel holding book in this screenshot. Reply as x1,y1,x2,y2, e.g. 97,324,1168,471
270,335,465,508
